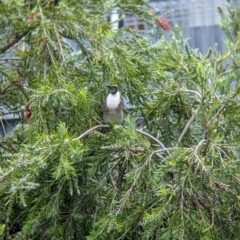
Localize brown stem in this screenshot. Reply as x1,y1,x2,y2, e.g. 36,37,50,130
0,30,30,54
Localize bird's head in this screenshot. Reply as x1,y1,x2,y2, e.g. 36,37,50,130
106,85,119,94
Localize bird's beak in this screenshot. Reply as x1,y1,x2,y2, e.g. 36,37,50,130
106,85,112,89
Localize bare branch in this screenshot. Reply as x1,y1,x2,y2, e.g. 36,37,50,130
206,103,225,128
136,129,170,155
0,84,13,96
0,30,30,54
202,102,227,139
72,125,110,141
178,88,202,101
0,81,22,99
72,125,170,155
178,105,201,144
0,58,20,61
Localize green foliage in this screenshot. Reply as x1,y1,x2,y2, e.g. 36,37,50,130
1,0,240,239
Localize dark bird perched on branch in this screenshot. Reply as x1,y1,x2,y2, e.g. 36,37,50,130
101,85,124,125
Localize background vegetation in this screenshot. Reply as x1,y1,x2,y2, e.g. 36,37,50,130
0,0,240,239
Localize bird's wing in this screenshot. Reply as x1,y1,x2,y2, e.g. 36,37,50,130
101,100,108,113
118,100,124,111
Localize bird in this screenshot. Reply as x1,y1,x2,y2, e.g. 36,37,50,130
101,85,124,125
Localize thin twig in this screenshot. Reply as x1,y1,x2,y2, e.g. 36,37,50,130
0,31,30,53
72,125,170,155
72,125,109,141
0,119,7,136
0,58,20,61
206,103,225,128
178,105,201,144
202,102,226,139
136,129,170,156
150,148,173,159
54,23,66,67
178,88,202,100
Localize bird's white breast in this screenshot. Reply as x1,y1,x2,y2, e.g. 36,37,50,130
106,91,121,109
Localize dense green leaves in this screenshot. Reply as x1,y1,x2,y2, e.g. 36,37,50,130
1,0,240,239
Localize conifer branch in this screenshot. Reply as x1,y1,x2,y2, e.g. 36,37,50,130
0,30,30,53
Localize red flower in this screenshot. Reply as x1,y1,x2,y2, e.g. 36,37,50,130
156,18,171,31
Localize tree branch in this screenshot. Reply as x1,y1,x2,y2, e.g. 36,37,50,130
0,58,20,61
178,105,201,144
0,30,30,54
206,103,225,128
72,125,110,141
72,124,170,155
136,129,170,155
0,81,22,99
0,84,13,96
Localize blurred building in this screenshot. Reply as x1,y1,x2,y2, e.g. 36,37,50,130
0,106,21,136
123,0,235,53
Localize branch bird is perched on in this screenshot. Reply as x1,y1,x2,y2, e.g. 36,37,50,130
101,85,124,125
